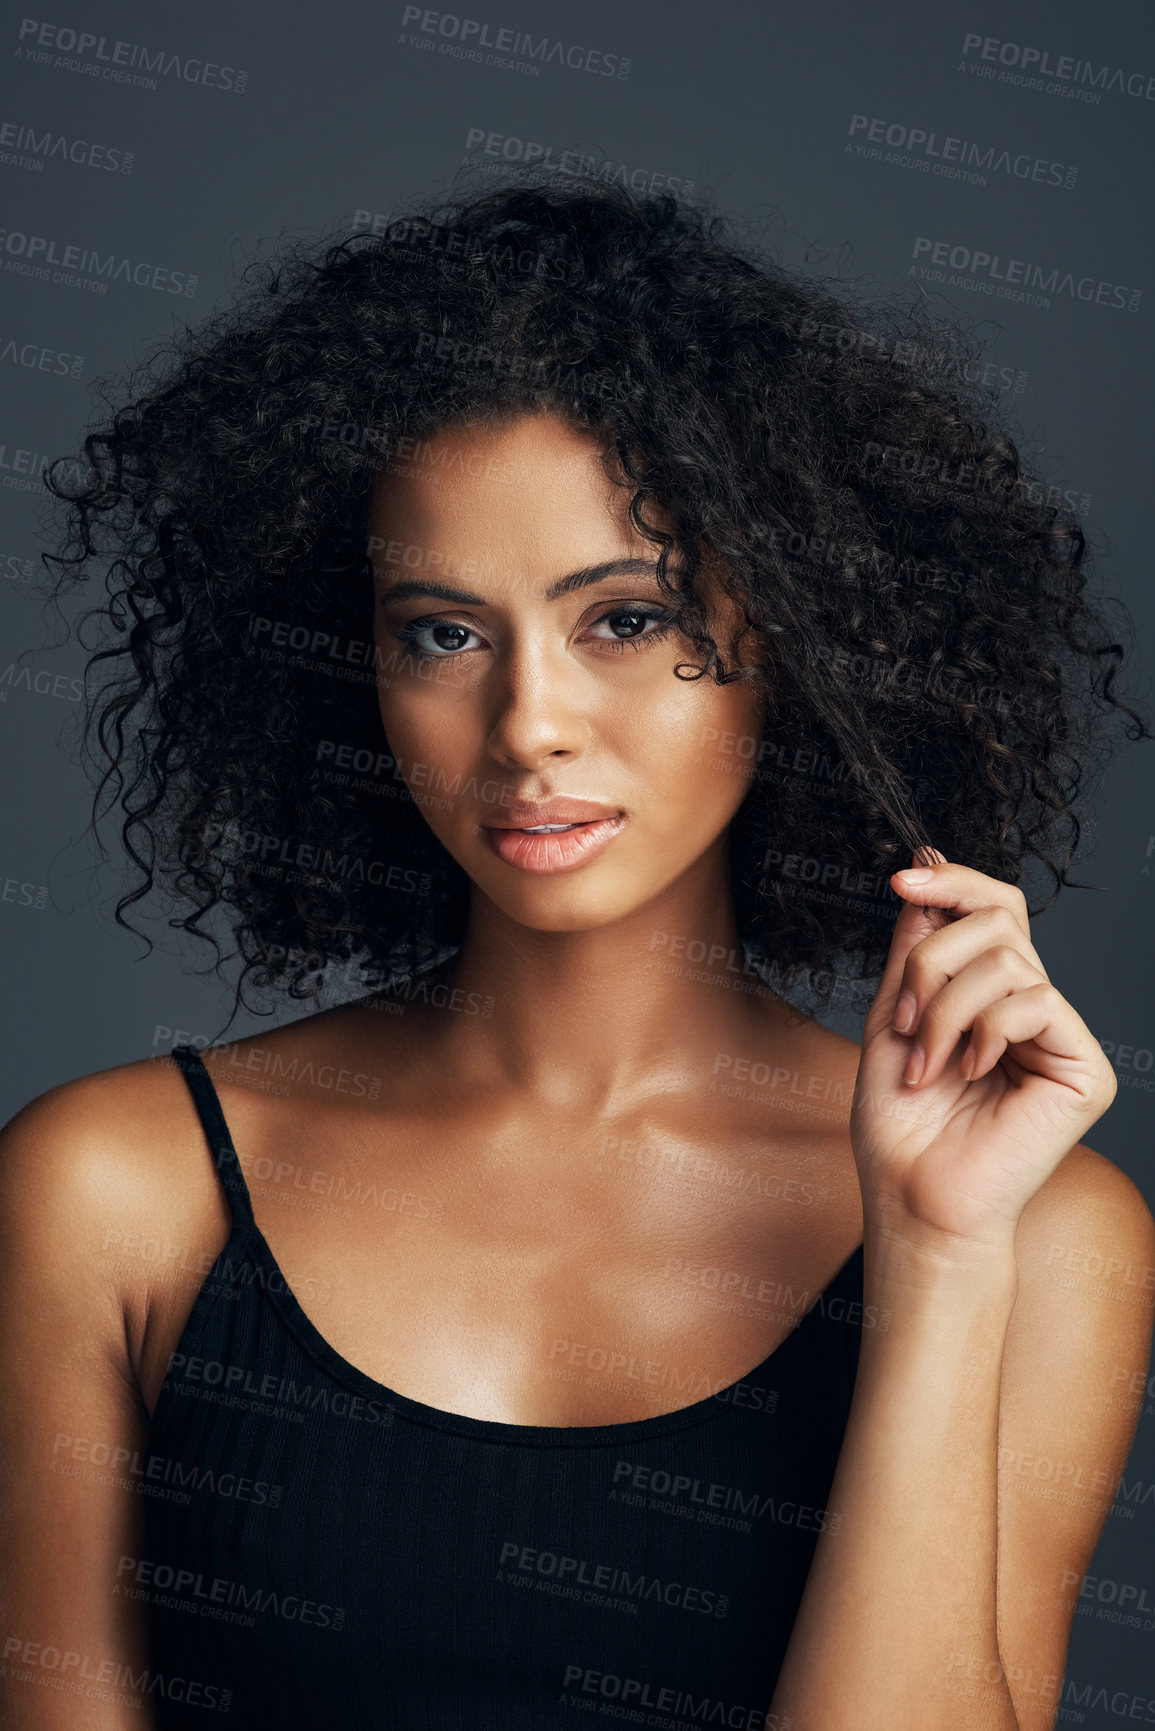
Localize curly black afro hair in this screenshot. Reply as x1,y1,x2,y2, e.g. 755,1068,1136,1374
42,169,1145,1021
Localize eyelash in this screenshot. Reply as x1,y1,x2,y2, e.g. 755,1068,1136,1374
393,606,677,663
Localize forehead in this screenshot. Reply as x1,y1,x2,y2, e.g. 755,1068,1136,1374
368,412,640,554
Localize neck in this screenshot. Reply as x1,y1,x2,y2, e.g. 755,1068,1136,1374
429,839,795,1111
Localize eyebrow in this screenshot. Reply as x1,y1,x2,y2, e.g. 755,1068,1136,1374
376,556,666,607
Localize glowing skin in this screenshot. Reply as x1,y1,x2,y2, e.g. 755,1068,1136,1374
369,411,766,940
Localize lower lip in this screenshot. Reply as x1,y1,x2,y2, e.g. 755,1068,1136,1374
483,816,628,874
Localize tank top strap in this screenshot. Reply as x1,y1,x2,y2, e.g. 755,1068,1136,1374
169,1043,256,1232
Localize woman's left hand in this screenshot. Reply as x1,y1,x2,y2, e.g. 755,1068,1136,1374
851,854,1118,1250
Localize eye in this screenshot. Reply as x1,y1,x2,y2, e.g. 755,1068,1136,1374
587,606,675,647
396,618,484,658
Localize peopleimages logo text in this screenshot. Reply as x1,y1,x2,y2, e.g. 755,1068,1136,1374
848,115,1076,189
0,119,133,174
0,228,196,296
16,18,248,91
960,34,1155,101
910,238,1140,312
400,8,629,78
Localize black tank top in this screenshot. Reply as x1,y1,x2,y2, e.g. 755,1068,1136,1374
138,1044,866,1729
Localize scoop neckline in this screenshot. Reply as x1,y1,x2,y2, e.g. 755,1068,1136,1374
242,1216,865,1449
170,1042,864,1449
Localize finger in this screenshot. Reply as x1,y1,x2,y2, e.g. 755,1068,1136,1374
891,858,1031,938
870,848,954,1028
903,946,1049,1088
892,907,1049,1038
961,985,1118,1106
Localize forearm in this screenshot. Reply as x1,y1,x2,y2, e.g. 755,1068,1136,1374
767,1217,1023,1731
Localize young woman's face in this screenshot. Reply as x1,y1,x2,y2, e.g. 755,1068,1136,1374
368,412,765,932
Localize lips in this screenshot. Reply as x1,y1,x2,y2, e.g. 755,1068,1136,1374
480,800,628,874
481,799,623,830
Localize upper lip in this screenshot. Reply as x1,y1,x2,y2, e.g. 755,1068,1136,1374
481,798,624,830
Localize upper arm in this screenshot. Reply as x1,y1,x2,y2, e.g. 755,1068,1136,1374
0,1079,160,1730
995,1145,1155,1731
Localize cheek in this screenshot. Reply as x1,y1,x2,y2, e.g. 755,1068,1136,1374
376,670,478,770
636,674,763,811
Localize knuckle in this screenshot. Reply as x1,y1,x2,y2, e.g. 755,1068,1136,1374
989,905,1021,939
974,899,1025,938
1091,1066,1118,1111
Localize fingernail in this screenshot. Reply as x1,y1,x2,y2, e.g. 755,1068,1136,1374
896,868,934,885
903,1045,925,1087
893,990,917,1034
960,1045,975,1082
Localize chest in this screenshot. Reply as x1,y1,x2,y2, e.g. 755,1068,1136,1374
140,1088,863,1428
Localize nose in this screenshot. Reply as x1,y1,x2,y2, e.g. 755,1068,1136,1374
485,639,592,771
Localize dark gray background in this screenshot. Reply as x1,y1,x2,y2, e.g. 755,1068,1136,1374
2,0,1153,1711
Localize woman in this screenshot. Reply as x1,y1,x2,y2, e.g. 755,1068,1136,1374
1,175,1151,1730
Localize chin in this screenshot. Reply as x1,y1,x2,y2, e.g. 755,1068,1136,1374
475,872,653,935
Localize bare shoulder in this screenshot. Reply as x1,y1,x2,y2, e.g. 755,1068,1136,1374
1,1048,202,1214
0,986,425,1219
1004,1138,1155,1399
0,993,392,1206
1,1044,219,1204
0,1049,233,1328
1013,1139,1155,1282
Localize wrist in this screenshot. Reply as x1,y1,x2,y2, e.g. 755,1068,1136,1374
863,1207,1020,1292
